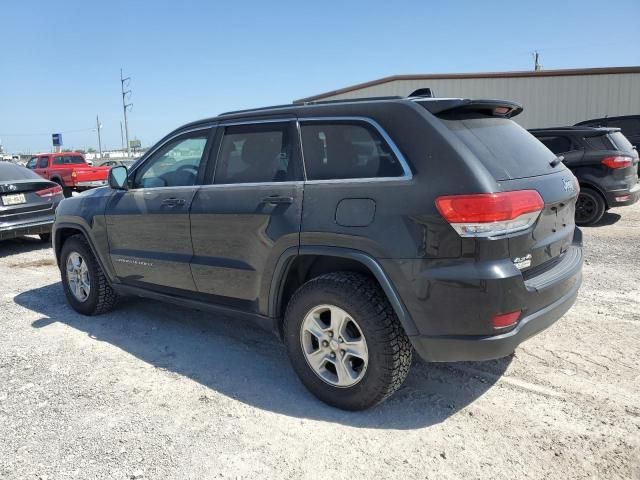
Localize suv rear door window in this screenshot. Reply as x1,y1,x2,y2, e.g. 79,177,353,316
300,120,405,180
440,116,558,180
214,122,300,184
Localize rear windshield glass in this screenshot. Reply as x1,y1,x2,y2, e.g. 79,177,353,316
440,116,558,180
608,132,635,153
0,162,42,181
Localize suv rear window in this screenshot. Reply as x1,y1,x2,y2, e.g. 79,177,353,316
608,131,635,154
440,116,558,180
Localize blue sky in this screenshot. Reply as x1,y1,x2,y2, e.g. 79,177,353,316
1,0,639,153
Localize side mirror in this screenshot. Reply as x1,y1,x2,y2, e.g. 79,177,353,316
108,166,129,190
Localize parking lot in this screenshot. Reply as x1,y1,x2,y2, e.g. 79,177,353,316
0,204,638,479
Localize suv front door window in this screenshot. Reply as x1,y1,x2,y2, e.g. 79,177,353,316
134,135,209,189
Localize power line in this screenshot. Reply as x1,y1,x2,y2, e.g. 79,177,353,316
0,128,96,137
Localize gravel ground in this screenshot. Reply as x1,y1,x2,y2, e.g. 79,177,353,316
1,204,639,480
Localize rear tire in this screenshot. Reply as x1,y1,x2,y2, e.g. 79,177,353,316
52,179,72,198
60,235,118,315
575,187,605,226
283,272,412,410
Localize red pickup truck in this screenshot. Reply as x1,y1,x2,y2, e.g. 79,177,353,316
26,152,110,197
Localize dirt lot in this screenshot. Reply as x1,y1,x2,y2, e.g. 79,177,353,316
1,204,639,480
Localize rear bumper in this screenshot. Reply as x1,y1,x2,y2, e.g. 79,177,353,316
604,182,640,207
410,275,581,361
75,180,108,188
381,229,583,362
0,219,53,240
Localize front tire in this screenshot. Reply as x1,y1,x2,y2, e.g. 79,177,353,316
575,187,606,226
283,272,412,410
60,235,118,315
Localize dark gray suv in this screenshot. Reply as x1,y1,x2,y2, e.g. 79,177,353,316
53,96,583,410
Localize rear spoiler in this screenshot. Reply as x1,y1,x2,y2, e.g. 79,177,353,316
416,99,523,118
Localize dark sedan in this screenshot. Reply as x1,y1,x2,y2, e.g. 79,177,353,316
0,162,65,242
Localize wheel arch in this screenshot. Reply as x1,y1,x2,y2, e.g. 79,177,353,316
578,181,608,208
269,246,418,337
54,222,115,283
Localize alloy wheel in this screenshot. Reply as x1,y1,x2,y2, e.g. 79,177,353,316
300,304,369,388
66,252,91,302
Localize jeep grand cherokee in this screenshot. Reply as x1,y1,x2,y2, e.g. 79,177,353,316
52,96,583,410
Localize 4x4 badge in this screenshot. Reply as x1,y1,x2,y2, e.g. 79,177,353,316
513,254,532,270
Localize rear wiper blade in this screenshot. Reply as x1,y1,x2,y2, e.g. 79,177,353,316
550,155,564,167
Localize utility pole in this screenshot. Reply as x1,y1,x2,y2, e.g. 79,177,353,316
120,68,133,157
96,115,103,158
120,121,124,152
533,51,542,71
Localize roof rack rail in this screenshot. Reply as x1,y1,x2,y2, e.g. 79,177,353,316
219,103,297,117
294,96,402,105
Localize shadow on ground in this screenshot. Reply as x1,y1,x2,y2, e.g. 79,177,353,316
591,212,622,227
0,236,51,258
15,282,511,430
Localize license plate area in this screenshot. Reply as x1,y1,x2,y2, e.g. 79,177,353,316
2,193,26,206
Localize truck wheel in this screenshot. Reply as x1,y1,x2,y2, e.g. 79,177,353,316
575,187,605,226
283,272,412,410
60,235,118,315
52,179,71,198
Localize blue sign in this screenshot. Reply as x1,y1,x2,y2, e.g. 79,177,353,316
52,133,62,147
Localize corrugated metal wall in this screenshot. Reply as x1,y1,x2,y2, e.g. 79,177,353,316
316,73,640,128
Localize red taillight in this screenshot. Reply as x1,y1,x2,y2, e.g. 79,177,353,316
36,185,63,198
601,156,632,169
491,310,521,329
435,190,544,237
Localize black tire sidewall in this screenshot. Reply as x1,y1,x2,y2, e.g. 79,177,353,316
60,237,103,315
576,188,605,226
284,276,402,410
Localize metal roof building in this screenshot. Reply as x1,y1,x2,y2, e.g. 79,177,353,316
294,66,640,129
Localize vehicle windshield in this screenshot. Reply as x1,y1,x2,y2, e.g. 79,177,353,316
63,155,86,164
0,162,42,181
439,115,559,180
608,131,635,154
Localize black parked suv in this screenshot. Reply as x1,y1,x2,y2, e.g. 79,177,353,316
53,97,583,410
575,115,640,151
530,127,640,225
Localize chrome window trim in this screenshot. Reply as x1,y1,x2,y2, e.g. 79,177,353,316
198,180,304,189
298,116,413,183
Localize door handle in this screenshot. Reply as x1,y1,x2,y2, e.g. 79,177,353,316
261,195,293,205
161,198,186,207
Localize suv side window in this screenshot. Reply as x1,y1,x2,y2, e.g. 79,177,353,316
300,120,405,180
213,122,300,184
26,158,37,169
53,156,63,165
134,131,210,189
538,136,574,154
37,156,49,168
